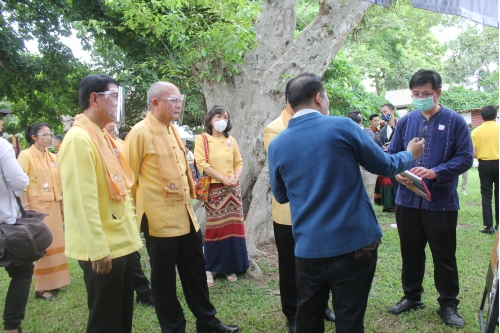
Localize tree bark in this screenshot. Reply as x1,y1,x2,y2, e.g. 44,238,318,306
200,0,372,256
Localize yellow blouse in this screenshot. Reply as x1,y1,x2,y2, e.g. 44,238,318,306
18,148,62,200
194,133,243,184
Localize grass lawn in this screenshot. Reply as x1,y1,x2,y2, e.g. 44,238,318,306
0,168,497,332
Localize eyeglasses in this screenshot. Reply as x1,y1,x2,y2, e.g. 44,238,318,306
34,132,53,138
411,93,434,99
157,95,185,105
96,90,120,100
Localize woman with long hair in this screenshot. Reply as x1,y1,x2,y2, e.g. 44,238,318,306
194,105,249,287
18,123,70,300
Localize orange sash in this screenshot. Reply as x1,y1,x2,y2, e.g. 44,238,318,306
29,145,62,202
72,114,134,201
144,113,196,200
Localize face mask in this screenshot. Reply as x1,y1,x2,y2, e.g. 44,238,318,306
213,119,228,132
412,96,435,112
381,113,392,122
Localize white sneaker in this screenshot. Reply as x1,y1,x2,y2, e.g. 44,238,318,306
390,224,398,229
460,190,467,195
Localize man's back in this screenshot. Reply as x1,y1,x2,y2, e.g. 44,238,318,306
472,121,499,161
268,112,412,258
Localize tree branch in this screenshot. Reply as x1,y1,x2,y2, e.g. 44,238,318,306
0,62,25,82
246,0,299,76
262,0,372,81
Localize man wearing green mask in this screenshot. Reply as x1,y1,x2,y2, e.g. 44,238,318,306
386,69,473,328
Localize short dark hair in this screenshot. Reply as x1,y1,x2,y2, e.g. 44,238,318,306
26,122,50,146
381,103,395,111
78,74,119,111
287,73,325,109
409,69,442,91
119,132,128,140
204,105,233,138
369,114,379,121
285,73,316,103
480,105,498,121
54,134,64,142
347,110,362,124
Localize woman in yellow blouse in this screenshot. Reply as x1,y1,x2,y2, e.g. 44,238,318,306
194,105,249,287
18,123,70,300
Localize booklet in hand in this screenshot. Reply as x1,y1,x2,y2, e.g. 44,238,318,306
400,170,432,201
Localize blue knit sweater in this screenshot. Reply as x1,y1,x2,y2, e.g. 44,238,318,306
268,112,413,258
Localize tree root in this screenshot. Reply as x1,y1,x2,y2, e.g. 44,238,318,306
246,258,263,280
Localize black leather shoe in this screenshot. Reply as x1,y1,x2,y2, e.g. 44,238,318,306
387,298,425,314
287,319,296,333
437,306,465,327
196,323,239,333
324,308,335,322
479,226,495,235
136,295,154,307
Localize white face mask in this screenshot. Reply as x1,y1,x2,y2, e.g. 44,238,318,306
213,119,228,132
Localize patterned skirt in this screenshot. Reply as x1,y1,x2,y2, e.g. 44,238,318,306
28,197,70,291
378,176,395,209
204,183,249,274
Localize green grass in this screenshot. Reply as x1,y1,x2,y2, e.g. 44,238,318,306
0,168,497,332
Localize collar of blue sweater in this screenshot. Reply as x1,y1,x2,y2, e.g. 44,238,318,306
293,108,322,118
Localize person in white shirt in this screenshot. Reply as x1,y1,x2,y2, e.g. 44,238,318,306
0,136,33,333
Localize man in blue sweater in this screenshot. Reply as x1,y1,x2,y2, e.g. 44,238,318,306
267,73,425,333
387,69,473,328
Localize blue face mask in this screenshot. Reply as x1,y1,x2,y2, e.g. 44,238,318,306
381,113,392,122
412,96,435,112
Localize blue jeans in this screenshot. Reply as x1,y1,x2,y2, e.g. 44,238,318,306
295,248,377,333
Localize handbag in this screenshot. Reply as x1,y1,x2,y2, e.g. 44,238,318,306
195,134,211,202
0,195,53,266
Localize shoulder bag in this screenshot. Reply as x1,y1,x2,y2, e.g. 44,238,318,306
195,134,211,202
0,195,53,266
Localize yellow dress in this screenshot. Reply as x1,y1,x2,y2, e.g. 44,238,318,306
18,146,70,291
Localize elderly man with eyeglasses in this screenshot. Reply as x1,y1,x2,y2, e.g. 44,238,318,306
122,82,239,333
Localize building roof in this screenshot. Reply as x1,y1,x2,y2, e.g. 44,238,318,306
384,89,411,109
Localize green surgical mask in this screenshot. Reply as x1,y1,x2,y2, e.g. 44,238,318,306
412,96,435,112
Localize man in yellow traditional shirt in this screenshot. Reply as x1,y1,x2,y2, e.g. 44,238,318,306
122,81,239,333
471,105,499,234
59,74,143,333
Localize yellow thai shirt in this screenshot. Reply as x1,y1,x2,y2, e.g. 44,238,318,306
472,121,499,160
59,126,142,261
194,133,243,184
263,115,292,226
122,120,199,238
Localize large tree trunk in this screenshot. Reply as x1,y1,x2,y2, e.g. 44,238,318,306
200,0,371,256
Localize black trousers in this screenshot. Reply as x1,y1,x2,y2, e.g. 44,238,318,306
478,160,499,227
3,262,33,331
395,205,459,308
142,215,220,333
134,251,152,299
273,222,297,321
79,253,136,333
295,250,376,333
274,222,333,322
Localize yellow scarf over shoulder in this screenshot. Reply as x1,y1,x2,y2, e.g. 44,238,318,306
144,113,196,200
29,145,62,202
72,114,134,201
